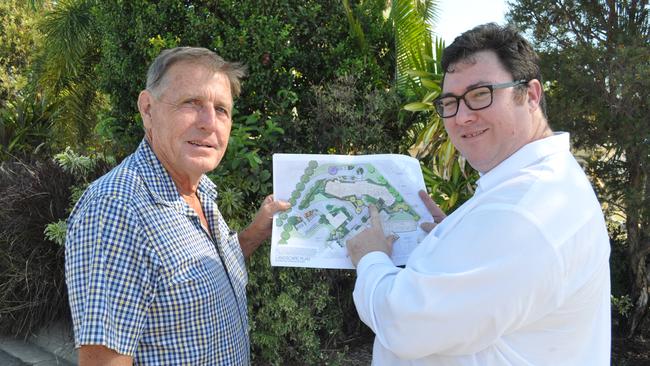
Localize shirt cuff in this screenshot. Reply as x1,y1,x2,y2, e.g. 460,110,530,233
357,251,394,273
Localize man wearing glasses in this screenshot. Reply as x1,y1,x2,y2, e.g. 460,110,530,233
346,23,611,365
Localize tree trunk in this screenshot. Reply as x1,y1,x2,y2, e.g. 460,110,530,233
628,243,650,337
626,155,650,337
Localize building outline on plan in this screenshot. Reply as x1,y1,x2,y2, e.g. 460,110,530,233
272,154,432,269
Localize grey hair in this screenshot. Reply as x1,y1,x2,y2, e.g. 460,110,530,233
146,47,247,98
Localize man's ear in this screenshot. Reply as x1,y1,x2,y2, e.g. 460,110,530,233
138,90,154,129
526,79,543,112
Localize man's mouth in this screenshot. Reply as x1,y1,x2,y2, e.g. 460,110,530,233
462,129,488,138
188,141,216,149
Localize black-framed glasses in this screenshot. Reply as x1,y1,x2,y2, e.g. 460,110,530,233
433,80,528,118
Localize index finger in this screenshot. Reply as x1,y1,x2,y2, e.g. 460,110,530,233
368,204,383,229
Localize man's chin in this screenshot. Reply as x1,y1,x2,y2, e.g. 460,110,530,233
187,157,223,175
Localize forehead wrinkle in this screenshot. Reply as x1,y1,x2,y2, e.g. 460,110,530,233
165,74,233,110
205,73,233,108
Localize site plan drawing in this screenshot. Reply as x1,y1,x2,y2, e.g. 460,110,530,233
271,153,433,269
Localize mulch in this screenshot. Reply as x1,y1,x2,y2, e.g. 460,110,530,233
612,336,650,365
342,336,650,365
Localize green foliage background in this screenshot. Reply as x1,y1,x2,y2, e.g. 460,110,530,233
94,0,397,155
1,0,420,364
508,0,650,340
1,0,649,364
95,1,410,363
0,0,51,160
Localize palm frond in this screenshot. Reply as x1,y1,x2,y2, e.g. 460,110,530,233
49,72,101,151
36,0,97,93
392,1,477,207
343,0,369,55
32,0,102,152
391,0,440,92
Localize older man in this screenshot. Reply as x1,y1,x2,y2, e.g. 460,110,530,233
347,23,611,365
65,47,290,365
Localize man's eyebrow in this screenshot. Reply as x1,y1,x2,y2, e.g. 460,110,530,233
171,93,198,102
440,81,491,98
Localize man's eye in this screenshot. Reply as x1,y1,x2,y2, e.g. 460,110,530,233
469,88,491,99
178,99,196,108
214,106,227,114
441,98,457,108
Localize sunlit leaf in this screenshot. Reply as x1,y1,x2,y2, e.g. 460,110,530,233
403,102,431,111
406,70,435,78
420,78,440,91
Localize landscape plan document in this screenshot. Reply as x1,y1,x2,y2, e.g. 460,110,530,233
271,153,433,269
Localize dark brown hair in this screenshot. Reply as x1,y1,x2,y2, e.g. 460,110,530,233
442,23,546,117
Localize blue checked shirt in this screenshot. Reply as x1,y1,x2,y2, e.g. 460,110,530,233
65,140,250,365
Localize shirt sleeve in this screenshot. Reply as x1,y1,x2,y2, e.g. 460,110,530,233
65,194,158,356
352,206,564,359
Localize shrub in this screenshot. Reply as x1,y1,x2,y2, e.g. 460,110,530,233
0,156,74,335
0,150,111,336
289,74,417,155
94,0,394,154
5,1,401,362
0,0,42,108
247,255,358,364
0,93,55,162
209,111,284,205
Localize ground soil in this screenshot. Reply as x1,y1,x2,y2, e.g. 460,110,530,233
612,336,650,365
341,341,373,365
342,336,650,365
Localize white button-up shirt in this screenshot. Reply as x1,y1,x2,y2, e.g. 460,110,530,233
354,133,611,365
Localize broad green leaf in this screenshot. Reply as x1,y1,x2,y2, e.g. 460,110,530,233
403,102,431,111
406,70,435,78
421,78,441,91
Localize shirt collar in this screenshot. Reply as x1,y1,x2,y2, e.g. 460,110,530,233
476,132,570,192
134,139,219,207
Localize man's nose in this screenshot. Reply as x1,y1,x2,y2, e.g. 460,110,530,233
197,105,218,130
454,98,476,124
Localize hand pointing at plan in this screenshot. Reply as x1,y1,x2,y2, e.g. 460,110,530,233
270,153,434,269
346,205,398,267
